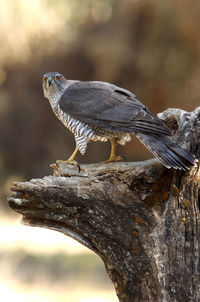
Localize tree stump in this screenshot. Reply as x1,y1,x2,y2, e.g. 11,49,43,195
8,107,200,302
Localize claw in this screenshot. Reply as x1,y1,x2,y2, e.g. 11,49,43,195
50,163,59,169
103,155,125,163
51,147,80,171
56,159,80,171
104,138,126,163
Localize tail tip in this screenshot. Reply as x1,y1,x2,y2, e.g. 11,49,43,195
165,156,198,171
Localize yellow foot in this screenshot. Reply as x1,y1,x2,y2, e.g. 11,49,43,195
103,155,126,163
55,159,80,171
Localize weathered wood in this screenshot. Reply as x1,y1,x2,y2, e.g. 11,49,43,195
8,107,200,302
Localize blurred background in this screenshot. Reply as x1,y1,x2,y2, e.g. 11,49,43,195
0,0,199,301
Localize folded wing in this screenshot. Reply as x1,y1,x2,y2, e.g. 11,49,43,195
59,82,171,136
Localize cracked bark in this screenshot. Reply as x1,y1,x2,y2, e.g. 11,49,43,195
8,107,200,302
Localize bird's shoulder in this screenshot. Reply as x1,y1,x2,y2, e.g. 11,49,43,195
60,80,145,109
58,80,171,136
67,80,119,92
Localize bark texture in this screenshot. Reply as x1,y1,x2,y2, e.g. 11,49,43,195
8,107,200,302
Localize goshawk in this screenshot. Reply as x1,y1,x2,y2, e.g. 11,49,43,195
42,72,196,170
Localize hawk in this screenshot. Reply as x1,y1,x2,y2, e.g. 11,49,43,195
42,72,196,170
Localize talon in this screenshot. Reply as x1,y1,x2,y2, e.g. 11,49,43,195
56,159,80,171
103,138,125,163
104,155,124,163
50,163,59,169
53,147,80,171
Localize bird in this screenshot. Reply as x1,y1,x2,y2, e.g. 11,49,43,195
42,71,197,170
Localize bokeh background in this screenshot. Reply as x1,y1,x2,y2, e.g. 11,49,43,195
0,0,199,301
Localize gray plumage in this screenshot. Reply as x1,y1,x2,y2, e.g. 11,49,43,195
42,71,197,170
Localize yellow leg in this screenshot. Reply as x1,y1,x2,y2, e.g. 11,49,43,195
56,147,79,168
104,138,124,163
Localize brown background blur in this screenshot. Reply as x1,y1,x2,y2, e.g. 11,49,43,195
0,0,199,301
1,0,200,191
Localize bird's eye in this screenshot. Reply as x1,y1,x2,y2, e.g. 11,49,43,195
56,76,62,81
42,76,47,82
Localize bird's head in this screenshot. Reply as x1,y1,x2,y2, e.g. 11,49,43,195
42,72,67,101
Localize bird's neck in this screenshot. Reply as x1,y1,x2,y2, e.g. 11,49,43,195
48,95,61,117
46,80,80,115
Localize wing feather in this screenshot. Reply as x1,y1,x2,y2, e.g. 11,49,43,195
59,82,171,136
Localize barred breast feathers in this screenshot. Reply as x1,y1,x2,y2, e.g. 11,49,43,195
54,104,94,155
49,98,132,154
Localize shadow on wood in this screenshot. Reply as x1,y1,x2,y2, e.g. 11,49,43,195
8,107,200,302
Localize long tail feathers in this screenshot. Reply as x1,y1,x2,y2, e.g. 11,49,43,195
136,133,197,170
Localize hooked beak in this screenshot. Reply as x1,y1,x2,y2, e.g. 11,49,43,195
47,78,52,86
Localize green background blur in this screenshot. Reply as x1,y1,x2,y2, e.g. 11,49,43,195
0,0,199,301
